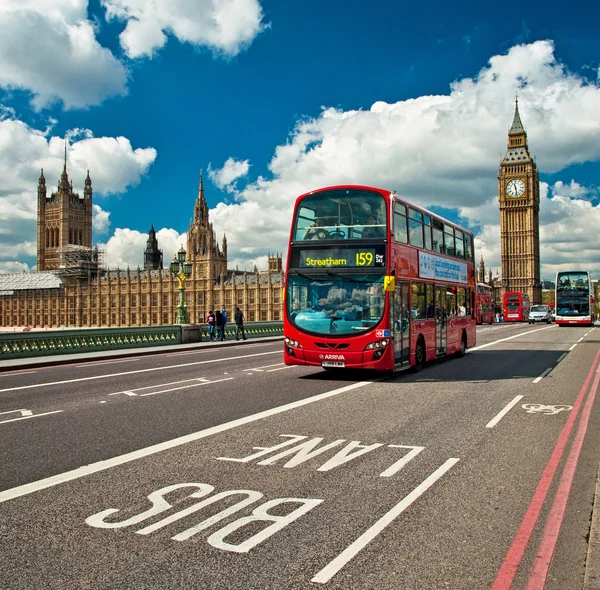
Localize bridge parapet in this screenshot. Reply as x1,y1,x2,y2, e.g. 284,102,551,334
0,322,283,359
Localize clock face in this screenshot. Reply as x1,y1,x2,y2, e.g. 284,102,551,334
506,179,525,197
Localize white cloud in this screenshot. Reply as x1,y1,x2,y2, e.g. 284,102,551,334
92,204,111,234
97,227,186,269
551,180,591,200
208,157,250,191
206,40,600,279
0,0,128,109
102,0,266,59
0,261,32,274
0,113,157,269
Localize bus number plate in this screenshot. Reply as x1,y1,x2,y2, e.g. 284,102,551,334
322,361,345,368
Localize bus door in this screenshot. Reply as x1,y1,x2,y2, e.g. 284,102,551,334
435,285,447,355
393,281,410,366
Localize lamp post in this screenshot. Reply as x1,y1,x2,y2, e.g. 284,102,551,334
170,245,193,324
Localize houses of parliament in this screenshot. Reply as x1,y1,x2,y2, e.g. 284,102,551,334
0,166,283,328
0,100,541,329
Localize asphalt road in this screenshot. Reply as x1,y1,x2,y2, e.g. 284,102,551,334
1,323,599,589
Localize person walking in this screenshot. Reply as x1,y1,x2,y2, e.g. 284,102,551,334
220,308,228,341
215,309,223,341
207,310,215,341
234,307,247,340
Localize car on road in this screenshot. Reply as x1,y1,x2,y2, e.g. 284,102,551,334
529,304,553,324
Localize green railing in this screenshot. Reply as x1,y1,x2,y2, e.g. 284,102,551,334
0,322,283,359
214,321,284,341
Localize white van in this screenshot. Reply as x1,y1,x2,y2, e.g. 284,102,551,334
528,304,552,324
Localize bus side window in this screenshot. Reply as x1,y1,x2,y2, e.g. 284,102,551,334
426,283,434,318
411,282,426,319
455,230,464,259
444,225,455,257
464,234,473,262
394,203,408,244
432,220,444,254
408,208,424,248
423,215,432,250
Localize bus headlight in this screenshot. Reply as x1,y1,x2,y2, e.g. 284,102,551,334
364,339,389,351
364,339,389,360
284,336,302,357
284,337,302,348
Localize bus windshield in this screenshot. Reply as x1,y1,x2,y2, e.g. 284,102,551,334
505,295,520,311
293,188,387,241
286,272,385,336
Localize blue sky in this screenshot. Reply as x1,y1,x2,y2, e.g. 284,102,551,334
0,0,599,281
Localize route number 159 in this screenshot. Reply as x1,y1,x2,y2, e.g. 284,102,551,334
356,252,373,266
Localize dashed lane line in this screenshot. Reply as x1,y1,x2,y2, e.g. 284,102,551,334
0,380,371,504
0,351,281,394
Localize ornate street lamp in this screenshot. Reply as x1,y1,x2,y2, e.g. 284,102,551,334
170,245,193,324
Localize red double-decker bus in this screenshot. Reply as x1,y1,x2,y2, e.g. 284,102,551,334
555,270,594,326
503,291,530,322
475,283,494,324
283,185,477,372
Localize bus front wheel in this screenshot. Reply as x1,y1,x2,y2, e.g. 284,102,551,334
413,337,425,372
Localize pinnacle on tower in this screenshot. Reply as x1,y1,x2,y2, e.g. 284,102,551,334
193,169,209,224
508,95,525,136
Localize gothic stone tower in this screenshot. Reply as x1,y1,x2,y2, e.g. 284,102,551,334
144,225,163,270
37,145,93,272
186,171,227,284
498,98,542,303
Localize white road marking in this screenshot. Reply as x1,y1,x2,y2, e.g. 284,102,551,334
470,325,554,352
0,410,64,425
311,458,460,584
0,350,281,394
0,380,371,504
533,368,552,384
246,363,287,371
569,343,577,351
486,395,524,429
0,371,37,377
0,409,33,417
557,353,567,363
109,377,211,396
76,358,140,367
140,377,233,396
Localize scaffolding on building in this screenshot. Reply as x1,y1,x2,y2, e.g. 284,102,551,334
57,245,106,279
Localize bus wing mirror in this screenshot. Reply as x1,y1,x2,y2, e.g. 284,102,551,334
384,276,395,292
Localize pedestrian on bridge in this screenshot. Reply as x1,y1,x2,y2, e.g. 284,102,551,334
235,307,247,340
207,310,216,341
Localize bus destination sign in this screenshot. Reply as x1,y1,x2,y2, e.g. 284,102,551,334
293,246,385,268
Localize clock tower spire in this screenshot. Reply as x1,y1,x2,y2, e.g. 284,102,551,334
497,96,542,304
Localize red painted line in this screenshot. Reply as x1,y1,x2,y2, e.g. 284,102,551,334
525,358,600,588
491,348,600,590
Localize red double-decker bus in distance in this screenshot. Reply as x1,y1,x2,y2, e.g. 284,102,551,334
555,270,594,326
503,291,530,322
283,185,477,373
475,283,494,324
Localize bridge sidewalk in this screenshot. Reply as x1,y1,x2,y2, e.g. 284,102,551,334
0,335,283,372
585,461,600,588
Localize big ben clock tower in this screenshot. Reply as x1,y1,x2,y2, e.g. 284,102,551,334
498,97,542,304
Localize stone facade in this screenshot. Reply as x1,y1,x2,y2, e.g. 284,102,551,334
497,98,542,304
0,170,283,328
